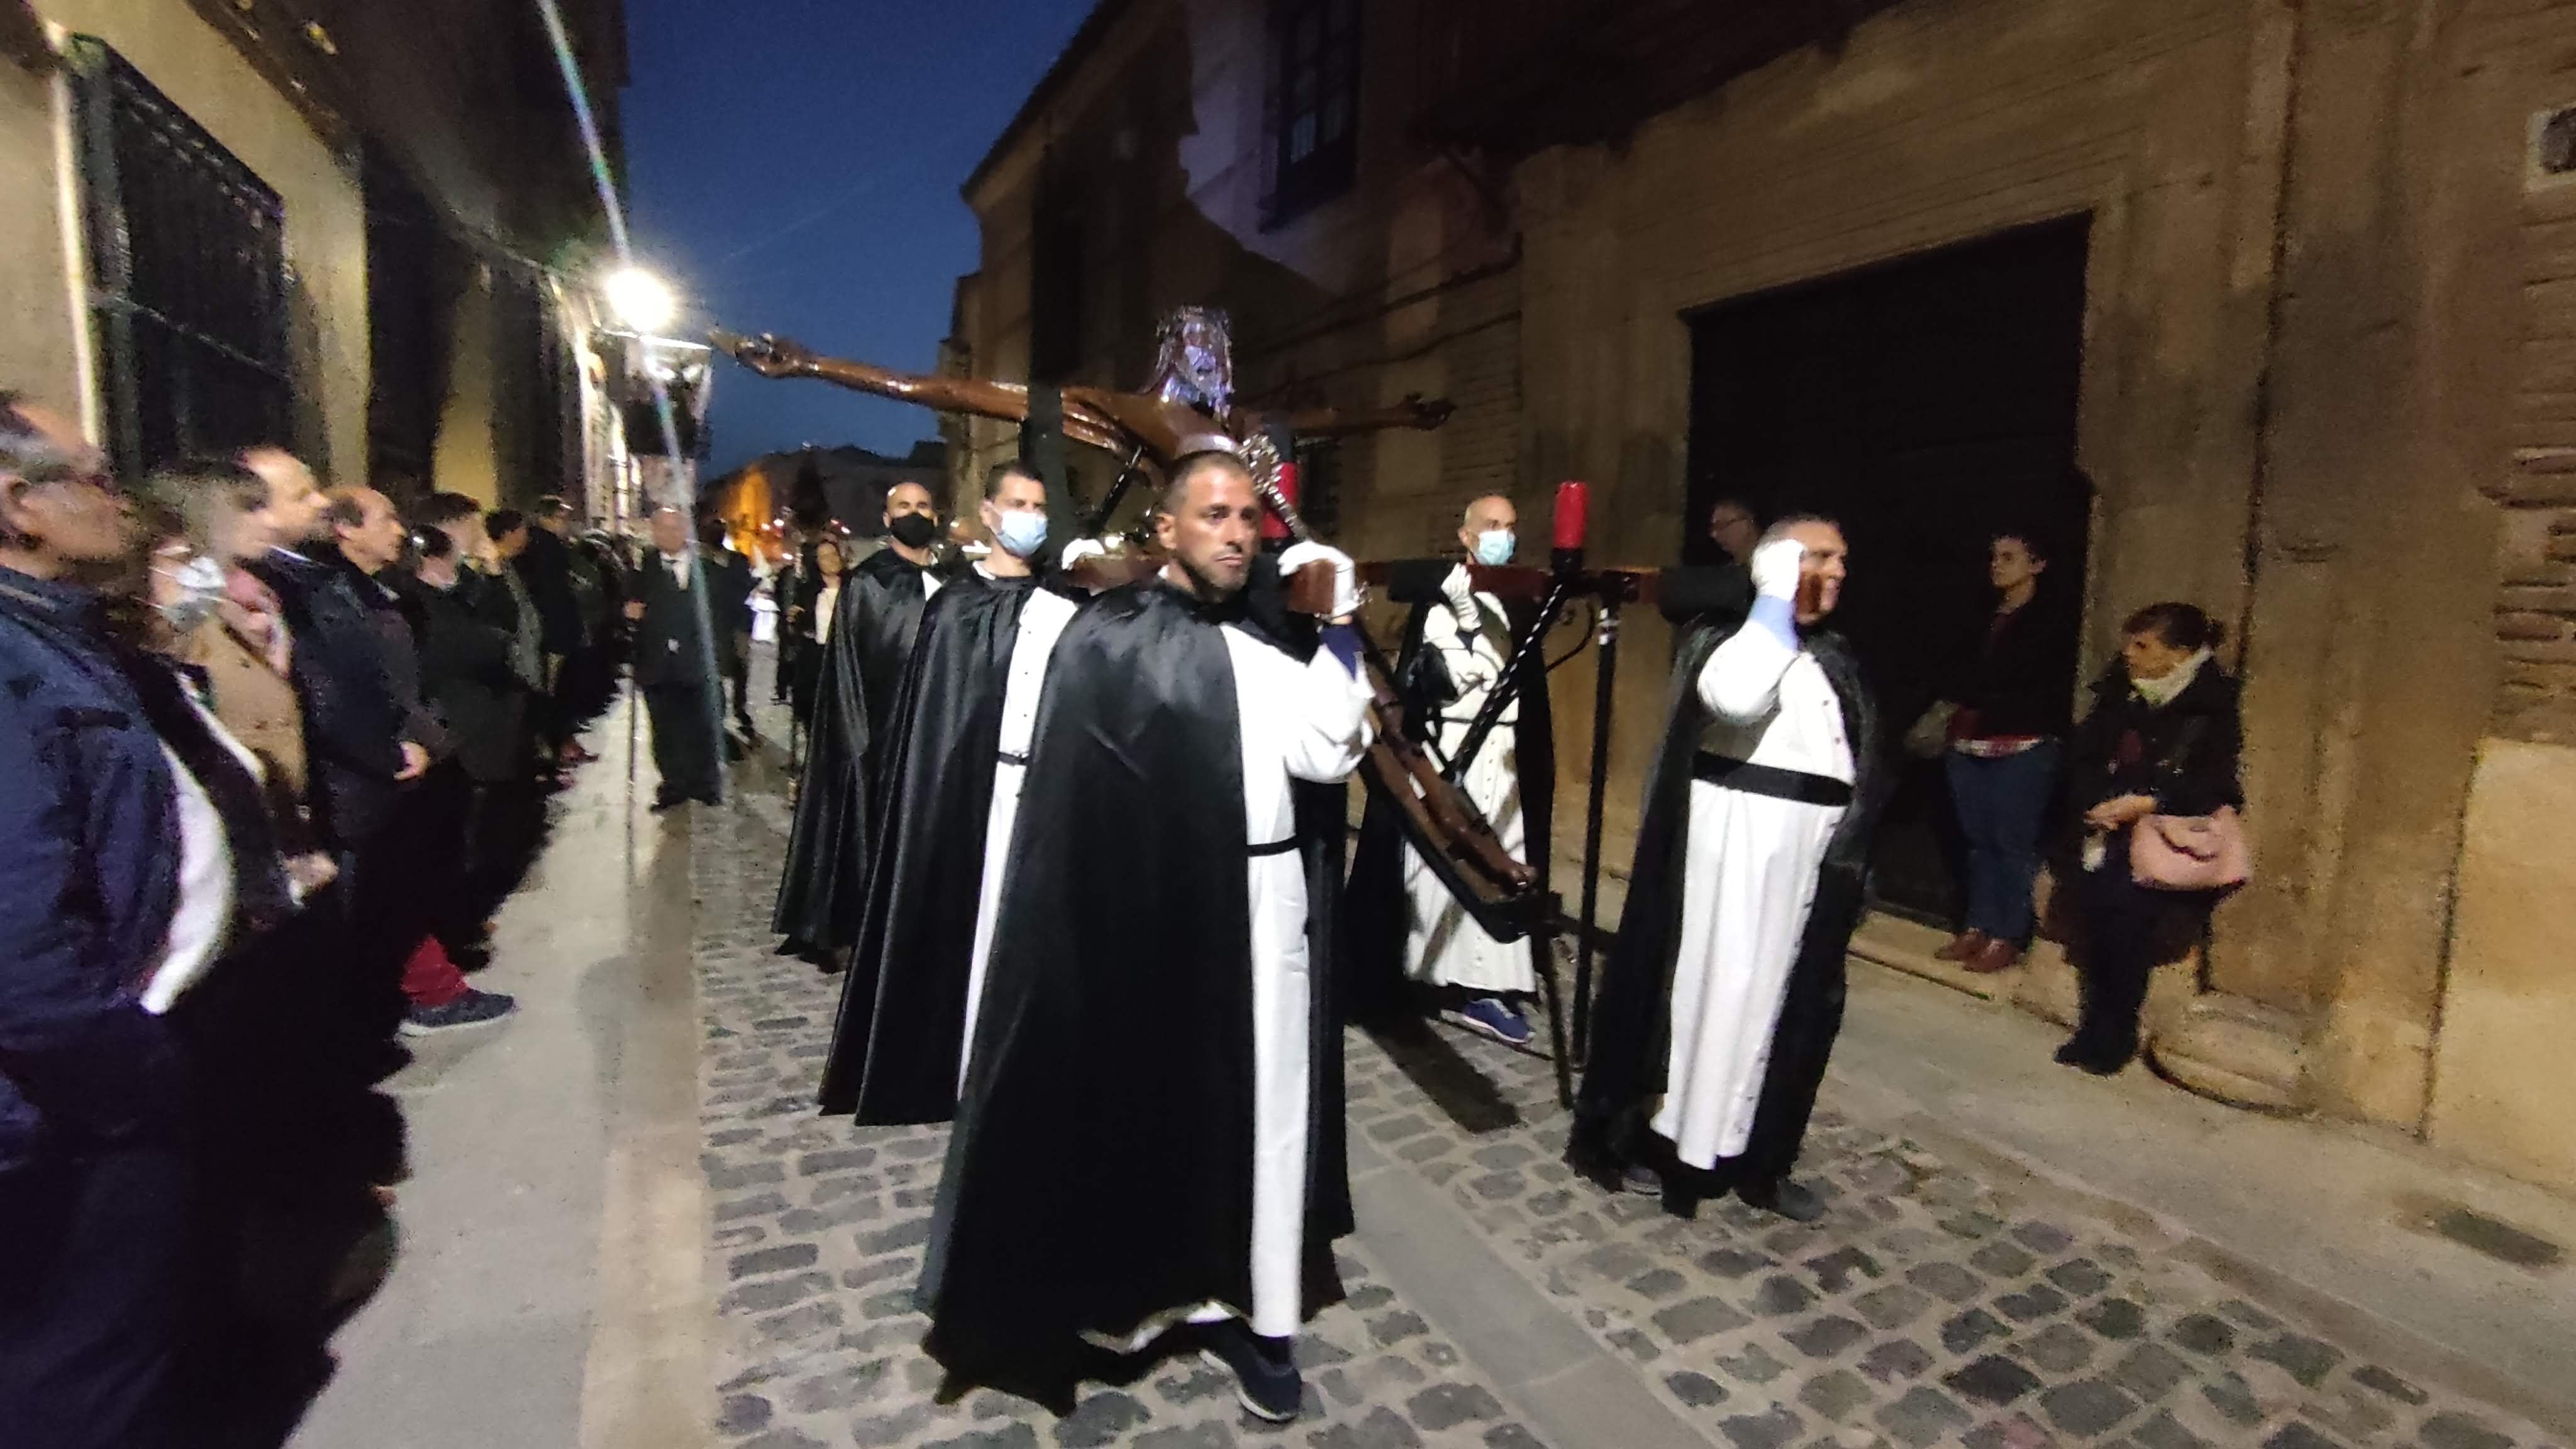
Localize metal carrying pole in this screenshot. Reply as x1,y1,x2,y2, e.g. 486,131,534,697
1572,597,1620,1065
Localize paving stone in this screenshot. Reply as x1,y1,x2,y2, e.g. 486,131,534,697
1346,1283,1395,1311
718,1191,792,1224
1367,1309,1429,1346
730,1242,821,1279
1969,1241,2037,1278
1407,1382,1504,1431
850,1402,939,1446
1942,1307,2011,1355
1994,1284,2069,1323
2044,1258,2113,1297
1714,1342,1791,1385
812,1172,884,1204
2076,1296,2146,1342
755,1299,843,1343
1697,1247,1773,1280
2260,1424,2341,1449
2131,1409,2212,1449
1468,1170,1526,1200
1752,1274,1817,1317
1481,1426,1546,1449
797,1147,875,1175
780,1197,886,1234
2038,1379,2137,1437
740,1431,828,1449
857,1218,932,1255
1796,1368,1872,1422
1606,1328,1660,1363
1665,1370,1729,1408
1049,1390,1150,1448
1875,1386,1974,1448
1947,1355,2045,1407
1396,1136,1450,1164
1367,1114,1431,1141
718,1271,831,1316
1718,1405,1804,1449
2219,1300,2283,1331
1653,1294,1753,1345
1782,1314,1868,1359
1472,1142,1536,1170
840,1257,912,1291
2349,1365,2428,1406
706,1160,789,1191
2170,1315,2236,1356
1308,1406,1419,1449
926,1425,1039,1449
1905,1262,1985,1303
2107,1343,2192,1402
1853,1284,1933,1330
2197,1372,2263,1426
784,1358,894,1413
1582,1243,1653,1280
2418,1413,2516,1449
1135,1420,1238,1449
1626,1267,1688,1300
2021,1323,2098,1374
1858,1338,1936,1384
2012,1222,2077,1255
2248,1333,2343,1389
1151,1362,1234,1406
718,1393,774,1435
1805,1246,1882,1291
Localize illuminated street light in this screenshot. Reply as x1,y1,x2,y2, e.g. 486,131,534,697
603,265,677,333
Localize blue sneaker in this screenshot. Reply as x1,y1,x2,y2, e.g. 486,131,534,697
1445,996,1534,1048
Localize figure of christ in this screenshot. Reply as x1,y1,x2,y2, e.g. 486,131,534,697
713,306,1453,501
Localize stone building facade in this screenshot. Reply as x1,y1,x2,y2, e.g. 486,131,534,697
950,0,2576,1197
0,0,626,511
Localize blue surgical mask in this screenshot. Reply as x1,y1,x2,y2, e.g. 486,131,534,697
994,510,1049,560
1473,530,1516,568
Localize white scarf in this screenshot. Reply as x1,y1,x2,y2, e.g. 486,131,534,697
2131,648,2211,709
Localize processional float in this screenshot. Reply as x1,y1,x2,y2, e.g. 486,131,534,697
711,309,1692,1105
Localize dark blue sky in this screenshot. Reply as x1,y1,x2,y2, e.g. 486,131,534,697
621,0,1095,475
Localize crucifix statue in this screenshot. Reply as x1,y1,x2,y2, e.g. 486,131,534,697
712,306,1453,526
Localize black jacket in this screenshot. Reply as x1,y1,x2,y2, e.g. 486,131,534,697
513,528,587,656
249,547,433,845
404,571,529,785
2065,660,2243,824
1946,594,2079,740
630,553,716,690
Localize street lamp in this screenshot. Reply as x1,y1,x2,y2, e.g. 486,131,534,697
602,265,677,334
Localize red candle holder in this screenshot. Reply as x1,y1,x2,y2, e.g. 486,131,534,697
1262,462,1300,542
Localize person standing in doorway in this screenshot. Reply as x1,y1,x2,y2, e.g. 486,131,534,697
1931,531,2077,974
626,506,723,810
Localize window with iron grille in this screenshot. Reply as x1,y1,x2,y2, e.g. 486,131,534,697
68,37,293,478
1269,0,1360,225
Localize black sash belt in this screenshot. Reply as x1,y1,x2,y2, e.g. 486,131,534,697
1692,752,1853,807
1247,836,1301,857
997,749,1029,767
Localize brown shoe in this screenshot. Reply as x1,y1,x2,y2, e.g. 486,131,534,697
1965,939,2020,974
1935,930,1990,963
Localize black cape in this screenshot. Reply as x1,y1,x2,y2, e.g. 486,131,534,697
1567,616,1885,1182
817,567,1052,1119
1341,589,1556,1025
772,547,932,953
916,575,1352,1406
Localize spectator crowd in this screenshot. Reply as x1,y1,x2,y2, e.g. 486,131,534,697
0,394,635,1449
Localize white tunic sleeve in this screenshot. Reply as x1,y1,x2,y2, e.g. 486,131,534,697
1276,639,1375,784
1422,594,1501,698
1697,621,1802,724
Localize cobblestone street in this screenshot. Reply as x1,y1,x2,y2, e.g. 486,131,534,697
683,732,2565,1449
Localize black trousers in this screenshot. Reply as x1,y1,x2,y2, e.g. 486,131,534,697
723,634,753,729
1728,869,1860,1185
0,1144,187,1449
645,681,721,801
2075,840,2160,1060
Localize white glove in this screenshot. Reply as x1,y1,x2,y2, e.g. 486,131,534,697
1440,563,1481,632
1057,537,1108,569
1750,536,1806,602
1278,540,1361,619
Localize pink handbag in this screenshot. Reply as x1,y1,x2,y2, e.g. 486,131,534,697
2129,806,2249,892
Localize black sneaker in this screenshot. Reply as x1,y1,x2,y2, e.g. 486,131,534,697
1737,1176,1828,1223
1621,1162,1664,1197
401,988,518,1036
1199,1319,1303,1423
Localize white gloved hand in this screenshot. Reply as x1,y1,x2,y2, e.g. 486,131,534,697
1750,536,1807,602
1278,540,1362,619
1440,562,1481,631
1057,537,1108,569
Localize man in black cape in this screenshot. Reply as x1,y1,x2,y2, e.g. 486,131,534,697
771,480,942,961
814,460,1087,1119
917,452,1369,1421
1568,518,1884,1223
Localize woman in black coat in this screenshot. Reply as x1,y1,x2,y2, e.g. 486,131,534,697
2060,601,2244,1074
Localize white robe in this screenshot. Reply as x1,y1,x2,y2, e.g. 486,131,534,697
1651,620,1853,1171
961,584,1081,1082
1398,584,1531,994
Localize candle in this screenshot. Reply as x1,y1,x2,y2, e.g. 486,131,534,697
1263,461,1300,541
1552,480,1589,551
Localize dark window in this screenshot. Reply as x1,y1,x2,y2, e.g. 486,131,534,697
1269,0,1360,225
2540,108,2576,179
1292,437,1341,537
68,38,292,478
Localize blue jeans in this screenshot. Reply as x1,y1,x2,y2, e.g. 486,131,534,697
1945,741,2061,945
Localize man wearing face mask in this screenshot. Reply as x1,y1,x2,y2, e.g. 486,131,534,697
814,462,1084,1118
772,480,943,963
1345,495,1553,1048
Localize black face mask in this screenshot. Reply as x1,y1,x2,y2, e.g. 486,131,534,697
887,513,937,550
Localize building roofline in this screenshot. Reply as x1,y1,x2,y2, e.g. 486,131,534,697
960,0,1135,203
